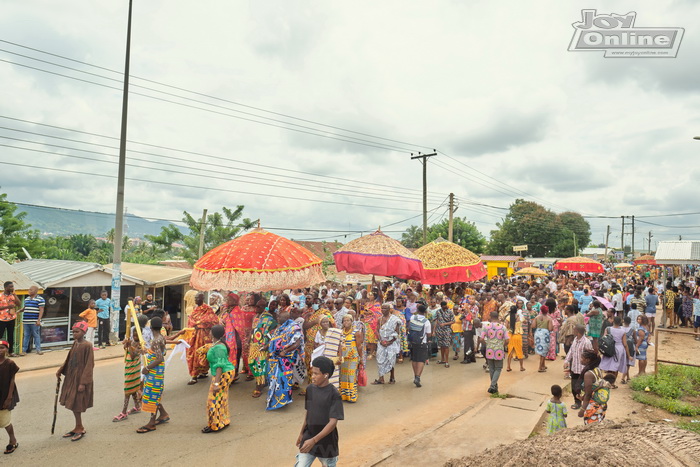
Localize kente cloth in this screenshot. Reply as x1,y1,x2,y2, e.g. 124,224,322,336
232,305,257,373
186,305,219,378
303,309,335,383
361,303,382,344
207,370,235,431
58,340,94,413
321,328,343,390
266,319,304,410
221,306,241,370
339,329,359,402
142,348,165,414
394,311,409,354
123,350,141,395
249,312,277,385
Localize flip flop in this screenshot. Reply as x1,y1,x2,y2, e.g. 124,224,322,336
371,379,384,385
520,368,526,371
187,379,198,385
4,443,18,454
538,369,547,373
155,417,170,425
245,375,255,382
71,432,86,442
252,390,262,398
136,426,156,434
62,432,76,438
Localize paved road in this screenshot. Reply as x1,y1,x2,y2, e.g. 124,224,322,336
9,352,552,466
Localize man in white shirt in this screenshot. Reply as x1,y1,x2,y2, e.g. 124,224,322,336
545,279,557,293
612,288,624,314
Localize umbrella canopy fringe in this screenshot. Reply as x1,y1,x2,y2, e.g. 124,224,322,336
190,265,326,292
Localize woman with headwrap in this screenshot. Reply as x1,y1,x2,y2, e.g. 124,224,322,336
249,299,278,398
186,293,220,385
220,293,241,377
238,293,260,380
531,305,553,373
209,292,224,316
267,309,304,410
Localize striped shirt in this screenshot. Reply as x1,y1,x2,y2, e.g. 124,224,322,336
22,295,45,322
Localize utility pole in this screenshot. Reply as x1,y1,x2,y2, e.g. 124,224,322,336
621,216,624,251
604,225,610,259
573,231,577,256
631,215,635,258
448,193,455,242
411,151,437,244
647,231,652,253
110,0,133,342
198,209,208,258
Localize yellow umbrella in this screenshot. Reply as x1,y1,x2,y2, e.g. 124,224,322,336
614,263,633,269
514,267,547,277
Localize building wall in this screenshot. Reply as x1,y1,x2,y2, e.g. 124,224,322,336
485,261,514,279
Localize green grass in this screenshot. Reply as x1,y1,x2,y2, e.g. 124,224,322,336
677,421,700,434
490,392,509,399
629,365,700,416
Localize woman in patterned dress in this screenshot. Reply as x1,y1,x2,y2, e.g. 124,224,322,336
186,293,220,385
249,300,278,398
361,293,382,360
339,314,363,402
301,302,335,391
435,301,455,367
202,325,235,433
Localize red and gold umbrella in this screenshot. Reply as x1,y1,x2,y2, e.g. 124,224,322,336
634,254,657,265
554,256,604,273
333,229,424,280
415,238,486,285
190,227,326,292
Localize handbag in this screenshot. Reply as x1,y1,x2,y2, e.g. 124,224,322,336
357,365,367,387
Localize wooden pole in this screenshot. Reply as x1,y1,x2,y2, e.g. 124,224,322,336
448,192,455,242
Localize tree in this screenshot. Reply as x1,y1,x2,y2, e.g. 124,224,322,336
400,225,424,249
147,206,254,264
486,199,591,257
0,192,42,259
426,217,486,253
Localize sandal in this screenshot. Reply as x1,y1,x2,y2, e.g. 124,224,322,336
520,367,526,371
62,432,76,438
453,356,459,360
437,361,446,365
538,369,547,373
4,442,18,454
127,406,141,415
71,432,86,442
245,374,255,382
202,426,214,433
252,390,262,398
389,378,396,384
155,417,170,425
506,368,512,372
112,412,128,422
445,363,450,368
371,379,384,385
187,378,198,385
136,426,156,433
571,403,581,410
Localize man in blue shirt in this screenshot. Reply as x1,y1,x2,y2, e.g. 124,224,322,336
20,285,45,355
95,290,112,348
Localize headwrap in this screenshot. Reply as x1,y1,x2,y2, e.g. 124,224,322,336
228,292,240,302
72,321,89,333
540,305,550,314
0,340,9,348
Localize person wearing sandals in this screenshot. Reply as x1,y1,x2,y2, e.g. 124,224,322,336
339,315,362,402
186,293,219,385
565,325,592,410
373,304,401,385
137,317,170,433
505,305,525,372
435,301,455,368
0,340,19,454
56,321,94,442
478,311,509,394
250,300,278,399
202,325,235,433
112,327,143,422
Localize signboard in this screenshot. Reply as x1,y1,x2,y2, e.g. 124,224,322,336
513,245,528,252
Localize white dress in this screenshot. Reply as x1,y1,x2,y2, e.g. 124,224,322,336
376,314,401,377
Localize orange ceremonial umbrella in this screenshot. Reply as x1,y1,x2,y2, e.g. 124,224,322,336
634,254,657,265
190,227,326,292
415,238,486,285
554,256,604,274
514,267,547,277
333,229,424,280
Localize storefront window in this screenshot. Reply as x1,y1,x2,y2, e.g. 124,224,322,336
43,288,70,320
71,286,108,320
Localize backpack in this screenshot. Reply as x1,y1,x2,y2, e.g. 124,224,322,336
625,329,636,357
408,315,427,345
598,332,617,358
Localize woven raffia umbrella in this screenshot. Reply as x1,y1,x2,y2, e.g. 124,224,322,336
415,238,486,285
614,263,633,269
333,229,424,280
634,254,657,265
190,227,326,292
514,267,547,277
554,256,604,273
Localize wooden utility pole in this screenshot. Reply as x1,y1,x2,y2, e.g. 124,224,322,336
448,193,455,242
198,209,208,258
411,151,437,244
621,216,624,251
631,215,635,258
604,225,610,259
647,231,652,253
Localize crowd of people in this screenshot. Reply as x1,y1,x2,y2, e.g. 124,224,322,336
0,269,698,463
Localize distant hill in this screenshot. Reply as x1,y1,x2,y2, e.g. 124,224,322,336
19,205,185,238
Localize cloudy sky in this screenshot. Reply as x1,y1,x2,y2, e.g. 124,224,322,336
1,0,699,251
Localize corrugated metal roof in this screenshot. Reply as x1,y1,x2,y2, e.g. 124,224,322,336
479,255,522,262
0,258,42,293
13,259,105,287
654,241,700,265
104,262,191,287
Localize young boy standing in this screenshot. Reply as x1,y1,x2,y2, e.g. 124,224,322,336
95,291,112,349
296,356,344,467
79,300,99,349
56,321,94,442
0,340,19,454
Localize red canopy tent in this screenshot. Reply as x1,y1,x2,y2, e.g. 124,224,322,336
415,238,486,285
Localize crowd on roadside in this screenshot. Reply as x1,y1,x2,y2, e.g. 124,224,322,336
1,269,699,463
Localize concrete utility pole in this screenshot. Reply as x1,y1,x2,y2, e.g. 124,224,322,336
198,209,208,258
604,225,610,259
448,193,455,242
411,151,437,244
621,216,624,251
110,0,133,339
631,215,635,258
647,231,653,253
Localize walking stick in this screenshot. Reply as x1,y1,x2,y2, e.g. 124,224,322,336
51,376,61,434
